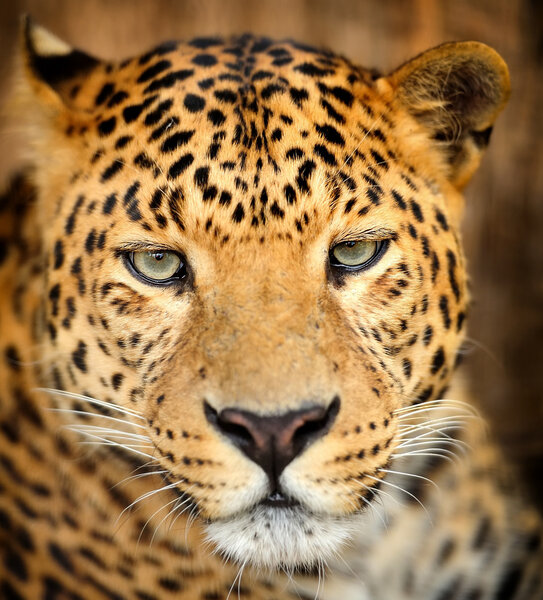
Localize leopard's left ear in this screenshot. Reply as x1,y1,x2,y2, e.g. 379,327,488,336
21,15,100,110
382,42,510,189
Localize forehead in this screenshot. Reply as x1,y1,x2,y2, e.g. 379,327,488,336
70,36,430,243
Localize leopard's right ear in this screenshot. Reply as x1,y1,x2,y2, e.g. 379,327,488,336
20,15,100,111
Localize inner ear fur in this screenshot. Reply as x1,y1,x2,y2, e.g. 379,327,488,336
385,42,510,189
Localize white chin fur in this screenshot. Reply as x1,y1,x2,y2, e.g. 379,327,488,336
205,505,356,570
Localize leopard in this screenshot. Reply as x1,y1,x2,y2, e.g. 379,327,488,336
0,16,542,600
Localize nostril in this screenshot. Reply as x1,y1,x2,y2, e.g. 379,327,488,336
217,414,254,447
292,395,340,449
204,400,255,447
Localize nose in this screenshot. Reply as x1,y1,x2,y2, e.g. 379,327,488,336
204,397,340,486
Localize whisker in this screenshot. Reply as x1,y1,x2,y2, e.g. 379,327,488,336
48,407,147,430
365,474,432,522
115,479,184,527
138,496,181,546
113,470,168,489
64,424,150,441
392,449,458,463
377,468,440,492
36,387,145,420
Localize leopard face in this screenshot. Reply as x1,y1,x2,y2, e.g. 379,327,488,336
20,21,509,569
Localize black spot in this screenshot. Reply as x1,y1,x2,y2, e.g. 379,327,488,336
194,167,209,189
144,99,173,126
49,283,61,316
402,358,412,379
3,547,27,581
447,250,461,301
370,149,388,170
296,160,316,193
184,93,206,112
144,69,194,94
161,130,195,153
415,386,434,404
366,188,381,205
318,82,354,106
103,194,117,214
97,116,116,137
65,195,85,235
494,564,523,600
189,36,222,49
284,184,296,204
198,77,215,90
0,580,24,600
192,53,218,66
72,341,88,373
158,578,182,592
53,240,64,269
95,82,114,106
431,347,445,374
137,59,172,83
109,373,125,391
314,144,337,166
107,90,129,108
48,541,75,574
115,135,132,149
232,203,245,222
123,97,157,124
423,325,433,346
271,128,282,142
214,89,237,103
320,98,345,123
219,191,232,206
203,187,218,202
208,109,226,126
270,202,285,219
315,124,344,146
439,295,451,329
168,154,194,179
286,148,304,160
294,62,333,77
344,199,356,213
289,87,309,106
435,208,449,231
148,117,180,142
456,311,466,332
261,84,285,99
85,229,96,254
409,199,424,222
101,159,124,182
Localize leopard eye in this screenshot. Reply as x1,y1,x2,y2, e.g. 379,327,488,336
330,240,387,271
130,250,184,283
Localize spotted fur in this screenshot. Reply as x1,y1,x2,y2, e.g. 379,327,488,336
0,18,541,600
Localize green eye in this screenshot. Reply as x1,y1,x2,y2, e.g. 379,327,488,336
130,250,183,283
330,240,386,270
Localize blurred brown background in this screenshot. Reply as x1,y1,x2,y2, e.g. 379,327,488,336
0,0,541,506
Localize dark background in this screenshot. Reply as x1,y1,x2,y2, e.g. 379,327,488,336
1,0,541,506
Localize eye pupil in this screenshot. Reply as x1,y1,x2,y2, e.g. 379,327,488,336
152,252,165,261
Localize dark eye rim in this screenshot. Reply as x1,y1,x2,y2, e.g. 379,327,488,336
328,239,390,273
123,250,187,286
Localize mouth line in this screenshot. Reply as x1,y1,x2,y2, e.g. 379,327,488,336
260,491,301,509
